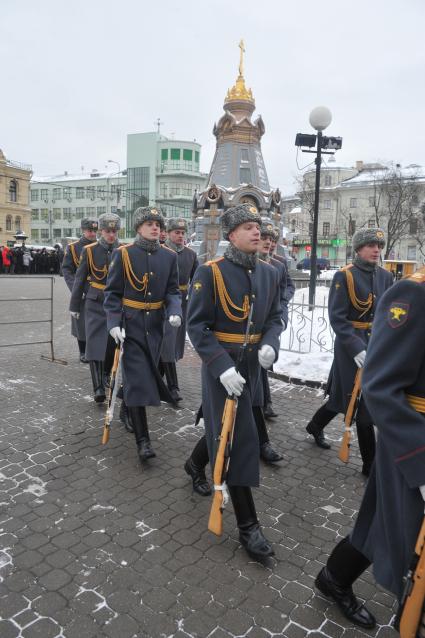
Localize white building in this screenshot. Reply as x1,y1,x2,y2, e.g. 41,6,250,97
30,169,126,245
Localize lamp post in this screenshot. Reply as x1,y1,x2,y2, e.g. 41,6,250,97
107,160,123,232
295,106,342,307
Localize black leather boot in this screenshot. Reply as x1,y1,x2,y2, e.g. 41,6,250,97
78,340,88,363
253,407,283,463
260,442,284,463
229,486,274,560
262,370,277,419
356,423,376,477
128,406,156,462
163,362,182,402
315,567,376,628
184,435,211,496
119,401,134,433
89,361,106,403
306,420,331,449
263,402,278,419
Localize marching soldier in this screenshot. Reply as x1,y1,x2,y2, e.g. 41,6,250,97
104,207,181,463
187,204,283,560
160,218,199,402
70,213,121,403
62,218,98,362
314,265,425,630
305,228,393,476
270,227,296,301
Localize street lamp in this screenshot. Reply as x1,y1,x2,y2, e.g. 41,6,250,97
295,106,342,307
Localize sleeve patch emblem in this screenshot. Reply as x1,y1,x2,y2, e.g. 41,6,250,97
387,302,409,328
193,281,202,291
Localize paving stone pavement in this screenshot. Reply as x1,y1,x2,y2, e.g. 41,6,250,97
0,276,399,638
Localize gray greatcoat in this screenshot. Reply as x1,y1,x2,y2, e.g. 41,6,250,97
62,237,92,340
161,245,198,362
326,262,393,414
350,273,425,599
69,241,117,361
104,242,181,407
187,255,282,487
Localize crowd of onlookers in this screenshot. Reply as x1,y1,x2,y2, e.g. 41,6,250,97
0,244,64,274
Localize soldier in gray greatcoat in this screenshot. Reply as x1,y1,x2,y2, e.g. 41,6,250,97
314,265,425,631
187,204,283,560
104,207,182,463
62,218,98,362
305,228,393,476
70,213,121,402
160,217,199,402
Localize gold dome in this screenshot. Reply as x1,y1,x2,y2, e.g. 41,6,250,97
224,40,255,105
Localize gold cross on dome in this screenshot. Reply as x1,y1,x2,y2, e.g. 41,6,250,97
238,39,245,77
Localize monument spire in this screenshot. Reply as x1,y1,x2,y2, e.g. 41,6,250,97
225,40,254,105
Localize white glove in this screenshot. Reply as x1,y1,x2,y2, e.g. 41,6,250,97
70,311,80,320
258,345,275,369
110,326,126,344
354,350,367,368
169,315,181,328
420,485,425,512
219,367,246,397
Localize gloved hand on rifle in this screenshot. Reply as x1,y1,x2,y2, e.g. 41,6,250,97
169,315,181,328
70,311,80,320
258,345,275,369
420,485,425,512
110,327,126,345
354,349,367,368
219,367,246,397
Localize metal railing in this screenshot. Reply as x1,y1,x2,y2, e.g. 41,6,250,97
0,276,67,364
282,293,334,354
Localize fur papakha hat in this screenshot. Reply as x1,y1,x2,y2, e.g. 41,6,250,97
352,227,385,251
98,213,121,231
221,204,262,240
133,206,165,233
167,217,187,233
81,218,98,231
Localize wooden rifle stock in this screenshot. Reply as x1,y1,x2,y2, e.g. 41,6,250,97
102,346,121,445
208,397,237,536
338,368,362,463
396,517,425,638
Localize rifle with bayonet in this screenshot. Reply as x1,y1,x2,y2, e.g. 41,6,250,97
102,343,123,445
208,302,255,536
338,367,363,463
395,516,425,638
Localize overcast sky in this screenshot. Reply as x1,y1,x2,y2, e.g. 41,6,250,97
1,0,424,193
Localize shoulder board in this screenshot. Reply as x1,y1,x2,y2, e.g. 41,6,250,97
69,240,79,247
117,245,127,251
205,257,225,266
84,242,98,249
161,244,175,254
340,264,353,271
406,266,425,284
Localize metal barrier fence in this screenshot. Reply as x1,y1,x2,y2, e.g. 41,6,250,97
0,275,67,365
282,293,334,354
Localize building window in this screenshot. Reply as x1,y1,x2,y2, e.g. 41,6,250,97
324,175,332,186
53,208,61,220
41,229,49,240
407,245,417,260
63,187,71,200
63,228,73,237
32,209,39,220
368,218,375,228
9,180,18,202
6,215,12,231
52,188,61,200
86,207,95,214
76,187,84,199
76,207,85,219
63,208,72,222
321,247,329,257
86,186,95,200
161,149,168,161
97,206,106,214
126,167,150,223
410,218,418,234
31,189,39,202
41,208,49,222
349,218,356,235
40,188,48,201
369,196,375,207
15,216,21,230
195,151,200,163
323,199,331,209
53,229,61,238
31,229,39,240
183,149,193,161
350,198,357,208
241,149,249,163
170,148,180,160
240,167,251,183
323,222,330,236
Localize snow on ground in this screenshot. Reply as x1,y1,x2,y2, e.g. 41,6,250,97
276,285,333,383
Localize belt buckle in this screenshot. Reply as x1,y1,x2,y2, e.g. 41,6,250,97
145,302,151,311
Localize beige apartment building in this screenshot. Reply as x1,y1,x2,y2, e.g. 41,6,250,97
0,149,32,246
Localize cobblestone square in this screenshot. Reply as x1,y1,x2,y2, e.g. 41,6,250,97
0,276,398,637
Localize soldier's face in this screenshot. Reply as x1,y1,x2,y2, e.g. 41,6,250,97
168,229,185,246
229,222,261,253
101,229,118,244
83,229,97,241
139,220,161,240
357,242,381,263
259,236,272,254
270,240,277,253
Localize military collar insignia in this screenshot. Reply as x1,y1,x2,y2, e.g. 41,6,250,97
387,302,409,328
